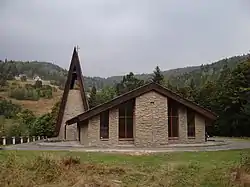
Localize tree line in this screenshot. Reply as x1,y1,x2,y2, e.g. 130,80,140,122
0,99,59,137
88,61,250,137
2,54,249,91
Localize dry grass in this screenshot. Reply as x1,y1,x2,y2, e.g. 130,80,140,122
1,150,250,187
0,153,126,187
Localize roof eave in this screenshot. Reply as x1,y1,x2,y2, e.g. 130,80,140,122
66,117,79,125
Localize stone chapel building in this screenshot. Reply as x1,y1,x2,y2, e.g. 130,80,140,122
55,48,217,147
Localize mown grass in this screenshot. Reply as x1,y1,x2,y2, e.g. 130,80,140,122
0,149,250,186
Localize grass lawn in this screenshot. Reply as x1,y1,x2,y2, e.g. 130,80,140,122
0,149,250,187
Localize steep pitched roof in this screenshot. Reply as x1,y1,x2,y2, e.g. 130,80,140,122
55,47,89,135
66,82,217,125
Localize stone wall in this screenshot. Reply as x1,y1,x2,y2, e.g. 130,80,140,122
80,121,88,146
79,91,206,147
58,90,85,140
87,108,119,147
177,106,206,144
134,91,168,147
178,106,188,143
187,113,206,143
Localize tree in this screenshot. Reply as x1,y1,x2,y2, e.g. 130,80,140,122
16,109,36,136
34,80,42,88
30,113,55,137
96,86,116,105
210,61,250,137
152,66,164,85
88,86,98,108
116,72,144,95
20,75,27,82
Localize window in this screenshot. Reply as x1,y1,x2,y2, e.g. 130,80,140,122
187,109,195,137
168,99,179,138
119,99,134,139
100,110,109,139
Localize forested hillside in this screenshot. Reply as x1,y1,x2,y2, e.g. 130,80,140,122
0,53,249,138
87,58,250,137
1,53,249,90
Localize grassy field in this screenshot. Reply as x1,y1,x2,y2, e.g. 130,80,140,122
1,149,250,187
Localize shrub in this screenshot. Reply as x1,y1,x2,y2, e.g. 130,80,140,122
0,99,21,118
6,74,14,80
29,113,55,136
29,154,62,183
0,78,7,86
11,82,18,86
24,83,33,89
38,87,53,99
16,109,36,135
34,80,42,88
20,75,27,82
6,123,24,137
240,152,250,173
9,87,40,101
62,156,80,166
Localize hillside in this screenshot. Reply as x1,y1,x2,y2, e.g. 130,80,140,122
0,53,250,139
1,54,249,91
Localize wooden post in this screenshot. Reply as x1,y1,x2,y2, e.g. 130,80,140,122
12,137,15,145
20,136,23,144
27,136,30,143
32,136,35,142
2,136,6,145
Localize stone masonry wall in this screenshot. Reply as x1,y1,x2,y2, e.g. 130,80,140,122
177,106,206,144
80,121,88,146
87,108,119,147
187,113,206,143
80,91,206,147
178,106,188,143
134,91,168,147
58,90,85,140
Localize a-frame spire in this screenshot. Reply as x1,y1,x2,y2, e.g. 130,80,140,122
55,47,89,137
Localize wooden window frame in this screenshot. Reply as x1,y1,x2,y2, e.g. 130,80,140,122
119,100,134,139
168,99,179,138
100,110,109,139
187,108,195,138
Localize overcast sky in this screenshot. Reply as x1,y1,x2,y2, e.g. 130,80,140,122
1,0,250,77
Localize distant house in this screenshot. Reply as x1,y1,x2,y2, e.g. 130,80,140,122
55,48,217,147
15,74,27,81
33,75,42,81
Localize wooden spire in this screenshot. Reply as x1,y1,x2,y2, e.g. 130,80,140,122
55,47,89,136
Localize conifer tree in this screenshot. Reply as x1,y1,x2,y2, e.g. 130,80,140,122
88,86,97,108
152,66,164,85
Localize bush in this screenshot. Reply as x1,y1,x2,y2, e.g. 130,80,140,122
11,82,18,86
29,113,55,136
6,74,14,80
0,78,7,86
16,109,36,135
20,75,27,82
24,83,33,89
9,87,40,101
6,123,24,137
38,85,53,99
0,99,21,118
34,80,42,88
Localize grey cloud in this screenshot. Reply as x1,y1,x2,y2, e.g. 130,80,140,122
1,0,250,77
